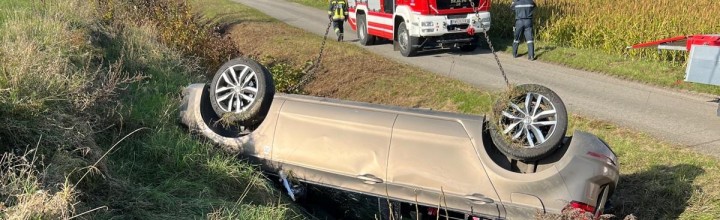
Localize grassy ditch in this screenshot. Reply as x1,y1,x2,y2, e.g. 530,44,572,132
200,0,720,219
0,0,301,219
289,0,720,96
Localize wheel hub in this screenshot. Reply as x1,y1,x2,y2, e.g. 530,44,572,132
213,64,259,113
400,33,408,50
523,116,532,127
499,92,559,148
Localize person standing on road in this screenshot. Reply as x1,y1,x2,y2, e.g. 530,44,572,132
328,0,349,42
511,0,536,60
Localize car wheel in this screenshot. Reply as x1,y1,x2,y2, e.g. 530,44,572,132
209,58,275,127
398,21,418,57
489,84,568,161
179,84,244,138
357,15,375,46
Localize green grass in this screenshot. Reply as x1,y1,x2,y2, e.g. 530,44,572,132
288,0,329,10
210,0,720,219
491,38,720,95
1,0,303,219
84,6,303,220
290,0,720,96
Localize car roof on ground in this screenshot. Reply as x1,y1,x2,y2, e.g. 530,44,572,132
276,93,486,122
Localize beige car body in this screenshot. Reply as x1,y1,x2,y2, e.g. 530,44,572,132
180,84,620,219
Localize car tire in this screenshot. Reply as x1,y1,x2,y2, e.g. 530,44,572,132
398,21,418,57
179,84,244,138
489,84,568,161
209,58,275,128
357,14,375,46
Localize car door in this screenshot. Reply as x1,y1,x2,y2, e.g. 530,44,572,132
385,114,502,217
272,98,396,196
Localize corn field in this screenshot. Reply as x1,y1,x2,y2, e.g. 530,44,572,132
490,0,720,60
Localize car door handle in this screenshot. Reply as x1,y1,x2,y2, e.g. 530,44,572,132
465,194,494,204
356,174,383,184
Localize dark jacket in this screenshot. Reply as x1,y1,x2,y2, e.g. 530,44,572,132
510,0,536,20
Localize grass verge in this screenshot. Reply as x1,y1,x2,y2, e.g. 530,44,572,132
1,0,302,219
200,0,720,219
289,0,720,96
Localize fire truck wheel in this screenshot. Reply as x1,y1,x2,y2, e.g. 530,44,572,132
209,58,275,128
357,14,375,46
398,22,418,57
460,44,478,52
489,84,568,161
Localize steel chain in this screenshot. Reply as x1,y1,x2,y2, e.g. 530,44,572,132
469,0,511,90
290,20,333,92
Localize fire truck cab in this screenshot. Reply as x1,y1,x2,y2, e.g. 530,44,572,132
348,0,491,57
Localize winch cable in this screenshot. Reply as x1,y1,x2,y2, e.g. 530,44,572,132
289,20,333,92
469,1,512,90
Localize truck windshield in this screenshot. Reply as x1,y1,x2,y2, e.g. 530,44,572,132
435,0,480,10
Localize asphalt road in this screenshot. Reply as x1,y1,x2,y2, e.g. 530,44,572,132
234,0,720,158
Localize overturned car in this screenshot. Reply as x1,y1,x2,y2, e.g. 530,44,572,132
179,58,620,219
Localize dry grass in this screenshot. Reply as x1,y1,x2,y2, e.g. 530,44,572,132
0,0,134,216
103,0,241,74
1,151,77,219
228,21,492,111
0,0,135,151
1,0,299,219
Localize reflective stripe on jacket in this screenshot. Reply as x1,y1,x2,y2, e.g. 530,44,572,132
328,0,349,21
510,0,536,20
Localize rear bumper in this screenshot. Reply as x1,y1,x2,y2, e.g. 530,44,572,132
479,130,620,219
555,131,620,215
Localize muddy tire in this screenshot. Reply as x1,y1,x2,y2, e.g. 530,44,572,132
489,84,568,161
179,84,251,154
357,14,376,46
180,84,244,138
209,58,275,127
398,22,418,57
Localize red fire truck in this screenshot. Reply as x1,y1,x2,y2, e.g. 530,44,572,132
348,0,491,57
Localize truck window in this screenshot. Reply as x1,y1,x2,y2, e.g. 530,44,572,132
383,0,394,13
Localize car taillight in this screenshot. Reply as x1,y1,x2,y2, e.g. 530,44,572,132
587,151,616,166
570,201,596,213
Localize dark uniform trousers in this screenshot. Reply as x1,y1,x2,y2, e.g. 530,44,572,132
511,0,536,60
513,19,534,59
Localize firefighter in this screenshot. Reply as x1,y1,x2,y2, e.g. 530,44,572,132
511,0,536,60
328,0,349,41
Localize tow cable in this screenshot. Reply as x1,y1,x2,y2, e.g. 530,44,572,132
292,11,510,92
469,1,512,90
289,20,333,92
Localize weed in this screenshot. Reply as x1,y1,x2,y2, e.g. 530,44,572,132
1,0,301,219
1,150,77,219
